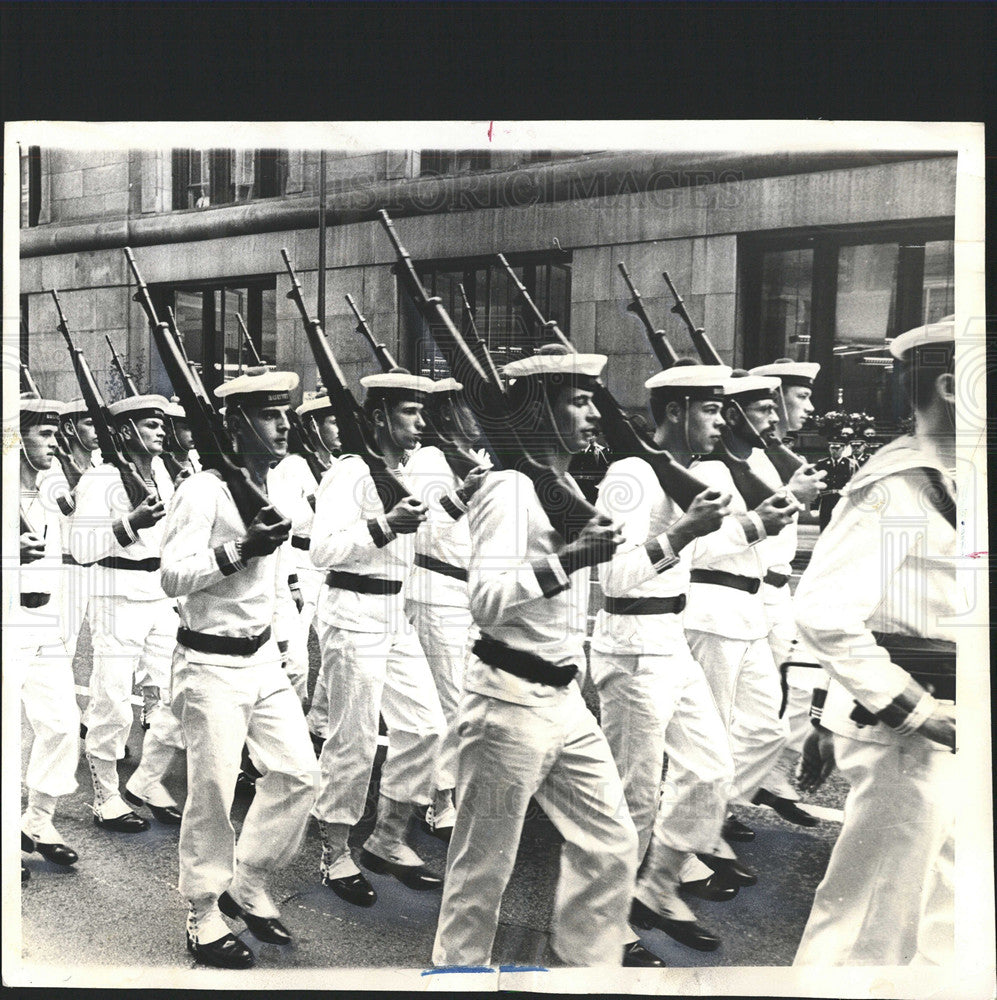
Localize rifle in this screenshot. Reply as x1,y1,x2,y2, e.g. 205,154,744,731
165,306,211,404
379,210,599,542
497,254,705,511
125,247,276,526
52,289,151,510
348,292,480,480
618,262,678,368
235,312,266,368
659,270,794,506
456,282,504,394
280,249,410,511
105,334,139,396
20,360,40,398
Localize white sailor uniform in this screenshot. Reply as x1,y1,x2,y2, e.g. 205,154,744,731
70,459,185,819
432,469,639,967
793,435,961,966
160,470,317,945
309,454,445,872
591,457,735,917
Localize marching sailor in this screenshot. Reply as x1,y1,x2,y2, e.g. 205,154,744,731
433,346,663,968
680,372,802,863
160,368,317,969
793,318,960,965
18,398,81,878
70,394,185,833
592,364,741,952
309,370,447,907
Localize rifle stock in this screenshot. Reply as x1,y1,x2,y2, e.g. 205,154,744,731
52,289,151,510
20,361,41,398
379,211,598,542
236,313,266,368
618,262,677,368
124,248,274,526
280,249,410,511
456,282,504,393
497,253,706,511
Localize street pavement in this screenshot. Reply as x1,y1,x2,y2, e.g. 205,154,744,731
17,525,848,977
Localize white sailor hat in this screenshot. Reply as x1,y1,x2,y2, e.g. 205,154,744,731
359,371,436,394
431,377,464,394
889,316,955,360
503,345,607,380
108,394,171,421
20,397,65,425
296,394,337,418
723,372,780,402
214,367,299,407
163,399,186,419
62,397,89,419
749,360,821,388
645,364,731,399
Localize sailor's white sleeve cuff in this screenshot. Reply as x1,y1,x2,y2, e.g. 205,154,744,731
737,511,766,545
532,553,570,598
647,533,680,574
216,541,246,576
441,491,469,520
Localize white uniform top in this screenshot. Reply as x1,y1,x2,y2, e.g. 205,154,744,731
795,434,962,749
269,452,321,574
18,481,65,622
683,459,768,641
463,469,589,707
405,445,473,609
69,460,174,602
160,470,292,667
747,448,797,577
310,454,416,632
591,456,690,655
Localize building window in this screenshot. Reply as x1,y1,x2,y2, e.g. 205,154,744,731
741,223,954,421
171,149,289,209
149,278,277,399
419,150,492,176
21,146,42,227
399,254,571,378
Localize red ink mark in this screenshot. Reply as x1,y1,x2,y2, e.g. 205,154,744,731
966,551,987,559
487,121,494,142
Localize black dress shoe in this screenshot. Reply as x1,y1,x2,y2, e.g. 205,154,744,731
309,731,326,756
721,816,755,842
629,899,720,952
680,874,739,902
22,862,30,883
124,789,183,826
186,930,255,969
322,871,377,907
752,789,819,827
21,832,79,866
93,810,150,833
359,849,443,890
696,854,757,887
235,771,256,797
622,940,666,967
218,891,292,945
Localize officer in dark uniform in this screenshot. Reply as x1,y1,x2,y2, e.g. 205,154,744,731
813,435,857,531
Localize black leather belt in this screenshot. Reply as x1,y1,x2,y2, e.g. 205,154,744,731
604,594,686,616
325,570,402,595
414,552,468,582
177,625,273,656
849,632,956,725
690,569,761,594
97,556,161,572
763,570,791,589
21,593,51,608
473,633,578,688
291,535,310,550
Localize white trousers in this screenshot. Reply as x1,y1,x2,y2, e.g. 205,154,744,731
590,646,733,863
276,592,309,705
794,734,955,966
408,598,475,794
172,653,318,905
312,619,445,826
20,639,80,800
686,629,786,805
86,594,184,764
304,576,331,737
433,682,639,968
60,562,91,656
